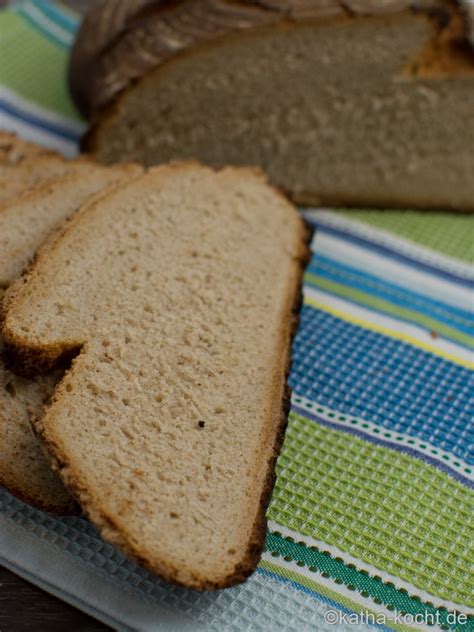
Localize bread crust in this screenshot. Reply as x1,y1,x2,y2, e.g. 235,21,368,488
291,190,474,214
0,466,78,515
0,349,77,514
0,131,57,166
70,0,472,119
234,218,313,588
4,163,313,589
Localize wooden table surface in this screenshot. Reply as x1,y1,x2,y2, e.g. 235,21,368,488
0,565,112,631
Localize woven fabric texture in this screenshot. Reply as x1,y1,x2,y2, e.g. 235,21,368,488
0,2,472,631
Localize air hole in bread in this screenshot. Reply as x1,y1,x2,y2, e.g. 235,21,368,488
5,382,16,397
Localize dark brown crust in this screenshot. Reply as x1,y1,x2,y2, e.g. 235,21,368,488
0,392,78,514
70,0,472,119
236,218,313,587
0,472,78,515
0,483,74,514
0,391,78,514
8,163,313,589
70,0,346,118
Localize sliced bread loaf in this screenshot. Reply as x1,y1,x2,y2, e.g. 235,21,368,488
0,162,142,513
2,164,311,588
72,0,474,211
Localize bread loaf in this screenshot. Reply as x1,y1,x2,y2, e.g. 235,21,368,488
71,0,474,211
2,163,311,588
0,161,142,512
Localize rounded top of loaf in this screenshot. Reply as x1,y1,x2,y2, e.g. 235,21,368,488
69,0,472,118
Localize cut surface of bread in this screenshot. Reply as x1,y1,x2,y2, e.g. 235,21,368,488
0,131,57,165
0,155,72,206
0,153,124,207
0,331,73,513
0,162,142,288
2,164,310,588
72,0,474,211
0,162,142,513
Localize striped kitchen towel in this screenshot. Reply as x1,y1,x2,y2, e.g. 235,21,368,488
0,2,473,631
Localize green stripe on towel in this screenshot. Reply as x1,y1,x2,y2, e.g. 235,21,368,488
268,412,474,606
341,210,474,265
0,11,81,120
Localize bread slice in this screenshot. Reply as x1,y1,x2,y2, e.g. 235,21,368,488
2,164,311,588
0,162,143,513
0,155,72,206
0,340,73,513
71,0,474,211
0,131,57,165
0,163,142,288
0,153,119,207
